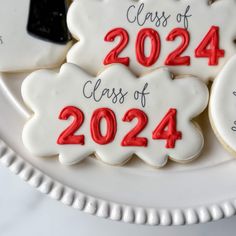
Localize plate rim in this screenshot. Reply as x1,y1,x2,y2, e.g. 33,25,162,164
1,138,236,226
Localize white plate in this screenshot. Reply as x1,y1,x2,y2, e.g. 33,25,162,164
1,72,236,226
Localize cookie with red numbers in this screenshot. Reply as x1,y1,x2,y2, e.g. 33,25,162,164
21,64,208,167
0,0,72,72
67,0,236,81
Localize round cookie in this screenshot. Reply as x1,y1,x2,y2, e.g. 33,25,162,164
67,0,236,81
22,63,208,167
210,55,236,156
0,0,72,72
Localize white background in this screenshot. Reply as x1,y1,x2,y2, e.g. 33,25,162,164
1,164,236,236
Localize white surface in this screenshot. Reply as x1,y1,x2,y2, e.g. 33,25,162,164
210,55,236,155
1,163,236,236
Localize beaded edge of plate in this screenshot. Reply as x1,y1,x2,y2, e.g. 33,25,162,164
0,138,236,226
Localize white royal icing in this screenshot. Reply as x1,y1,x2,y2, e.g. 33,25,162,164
22,63,208,167
0,0,72,72
67,0,236,81
210,55,236,155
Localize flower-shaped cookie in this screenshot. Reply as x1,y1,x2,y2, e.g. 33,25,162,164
67,0,236,81
22,63,208,167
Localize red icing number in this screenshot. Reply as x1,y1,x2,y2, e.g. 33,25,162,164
57,106,85,145
165,28,190,66
152,109,182,148
104,28,130,66
90,108,117,145
121,109,148,147
57,107,182,148
136,28,161,67
195,26,225,65
104,26,225,67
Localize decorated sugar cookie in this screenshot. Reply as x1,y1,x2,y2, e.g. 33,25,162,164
67,0,236,81
0,0,72,72
22,63,208,167
210,55,236,156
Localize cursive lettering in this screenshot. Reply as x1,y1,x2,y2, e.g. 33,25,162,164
232,121,236,132
83,79,128,104
134,83,150,108
176,5,192,29
126,3,171,28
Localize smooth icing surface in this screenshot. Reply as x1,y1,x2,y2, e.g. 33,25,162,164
67,0,236,81
0,0,72,72
210,55,236,155
22,63,208,167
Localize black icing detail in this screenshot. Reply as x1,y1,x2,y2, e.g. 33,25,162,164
27,0,71,44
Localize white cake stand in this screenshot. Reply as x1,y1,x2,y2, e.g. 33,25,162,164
0,72,236,226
